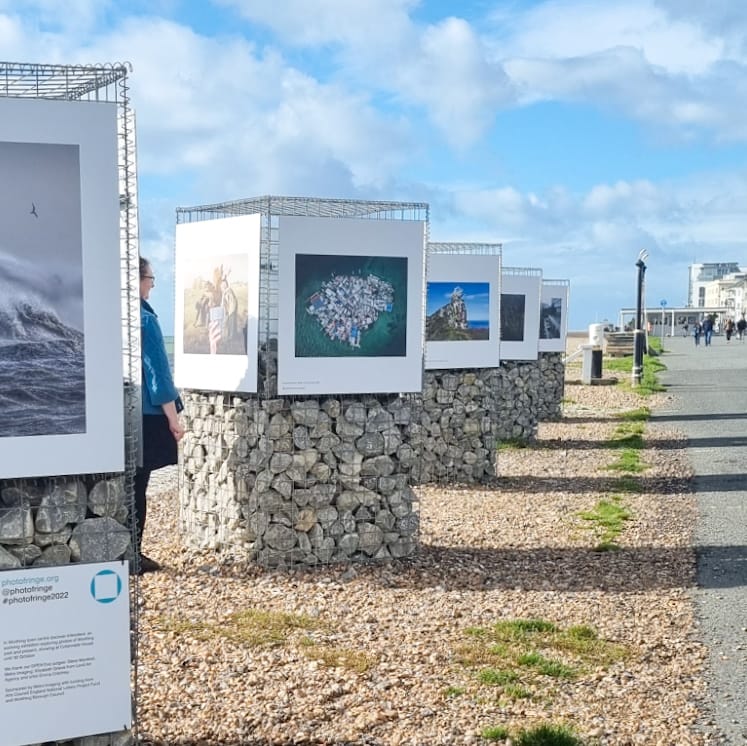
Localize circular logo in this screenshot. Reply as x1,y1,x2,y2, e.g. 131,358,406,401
90,569,123,604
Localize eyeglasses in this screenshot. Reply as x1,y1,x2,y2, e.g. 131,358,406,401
142,275,155,282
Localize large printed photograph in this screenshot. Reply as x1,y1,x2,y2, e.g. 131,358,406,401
539,296,562,339
0,96,123,479
0,141,85,438
295,253,408,357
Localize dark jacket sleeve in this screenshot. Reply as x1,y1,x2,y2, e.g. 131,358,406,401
141,313,179,408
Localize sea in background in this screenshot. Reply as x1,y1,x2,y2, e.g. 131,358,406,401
468,319,489,329
0,301,85,438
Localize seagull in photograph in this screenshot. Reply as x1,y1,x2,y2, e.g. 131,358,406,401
30,202,38,218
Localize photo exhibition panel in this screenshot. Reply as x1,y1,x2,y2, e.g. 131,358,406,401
174,213,261,393
0,97,123,479
538,281,569,353
278,216,426,395
499,273,542,361
425,253,501,370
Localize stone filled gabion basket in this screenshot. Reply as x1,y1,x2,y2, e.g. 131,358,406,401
179,392,421,567
0,477,131,570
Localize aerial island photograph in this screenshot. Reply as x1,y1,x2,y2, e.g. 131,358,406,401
295,253,408,357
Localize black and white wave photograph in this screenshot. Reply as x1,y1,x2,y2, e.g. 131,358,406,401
0,141,85,438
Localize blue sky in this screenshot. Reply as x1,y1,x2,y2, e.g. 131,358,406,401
427,282,490,320
4,0,747,331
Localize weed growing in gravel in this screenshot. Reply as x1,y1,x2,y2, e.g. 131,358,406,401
605,353,666,395
514,723,583,746
611,474,643,492
156,608,323,648
517,652,577,679
615,407,650,421
605,420,647,473
496,437,530,450
579,495,632,550
444,685,465,698
456,617,627,701
479,668,519,685
481,725,510,742
299,639,377,673
481,723,583,745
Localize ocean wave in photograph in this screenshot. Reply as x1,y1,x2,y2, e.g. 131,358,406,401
0,299,86,438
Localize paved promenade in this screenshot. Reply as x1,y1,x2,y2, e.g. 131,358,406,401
652,334,747,743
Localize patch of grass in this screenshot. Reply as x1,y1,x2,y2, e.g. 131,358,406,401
604,351,666,396
482,725,511,742
517,652,577,679
615,406,650,422
515,723,583,746
579,496,632,549
503,683,532,700
478,668,519,686
444,685,465,698
494,619,558,637
155,608,323,648
456,617,628,704
300,639,377,673
496,437,530,450
606,448,646,472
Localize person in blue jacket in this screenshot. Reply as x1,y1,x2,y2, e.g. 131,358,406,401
135,257,184,573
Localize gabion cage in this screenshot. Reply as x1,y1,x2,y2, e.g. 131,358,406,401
176,196,429,567
0,61,142,745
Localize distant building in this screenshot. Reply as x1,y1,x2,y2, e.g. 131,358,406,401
688,262,742,307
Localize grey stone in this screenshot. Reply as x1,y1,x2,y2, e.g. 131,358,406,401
336,419,365,439
0,505,34,545
293,425,313,450
321,398,341,418
35,544,72,566
356,432,385,456
35,480,87,533
291,400,321,426
269,452,293,474
343,403,367,426
7,544,42,564
69,518,131,562
264,523,297,551
358,523,384,556
34,524,72,548
88,478,126,519
338,533,359,555
0,545,21,569
336,491,361,513
316,506,338,528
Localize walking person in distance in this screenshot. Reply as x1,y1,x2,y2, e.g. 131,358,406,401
135,257,185,574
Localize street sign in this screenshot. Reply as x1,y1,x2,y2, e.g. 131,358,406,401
660,299,667,307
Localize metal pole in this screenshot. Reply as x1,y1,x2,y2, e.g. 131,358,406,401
632,253,647,386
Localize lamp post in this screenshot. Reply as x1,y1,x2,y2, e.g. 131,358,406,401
632,250,648,387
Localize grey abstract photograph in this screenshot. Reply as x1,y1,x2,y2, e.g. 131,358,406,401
0,141,86,437
539,296,562,339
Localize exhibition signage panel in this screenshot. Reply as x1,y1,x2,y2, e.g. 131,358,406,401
425,253,501,370
174,213,261,392
278,216,426,395
538,281,569,353
499,272,542,361
0,97,124,478
0,562,131,746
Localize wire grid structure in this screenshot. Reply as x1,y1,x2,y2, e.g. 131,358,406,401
0,61,141,744
176,196,429,567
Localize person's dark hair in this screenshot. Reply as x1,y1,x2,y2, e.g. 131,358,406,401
139,257,150,278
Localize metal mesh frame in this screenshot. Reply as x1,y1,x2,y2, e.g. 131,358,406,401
503,265,543,277
428,241,502,257
176,196,429,567
0,60,141,744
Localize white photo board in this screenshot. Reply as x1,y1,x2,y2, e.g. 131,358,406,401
538,281,569,353
499,272,542,361
278,216,426,395
174,213,261,393
0,97,123,478
0,562,131,746
425,253,501,369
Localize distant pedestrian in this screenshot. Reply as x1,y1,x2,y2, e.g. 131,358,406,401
737,316,746,341
703,317,714,346
725,318,735,343
682,323,689,337
693,321,702,346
